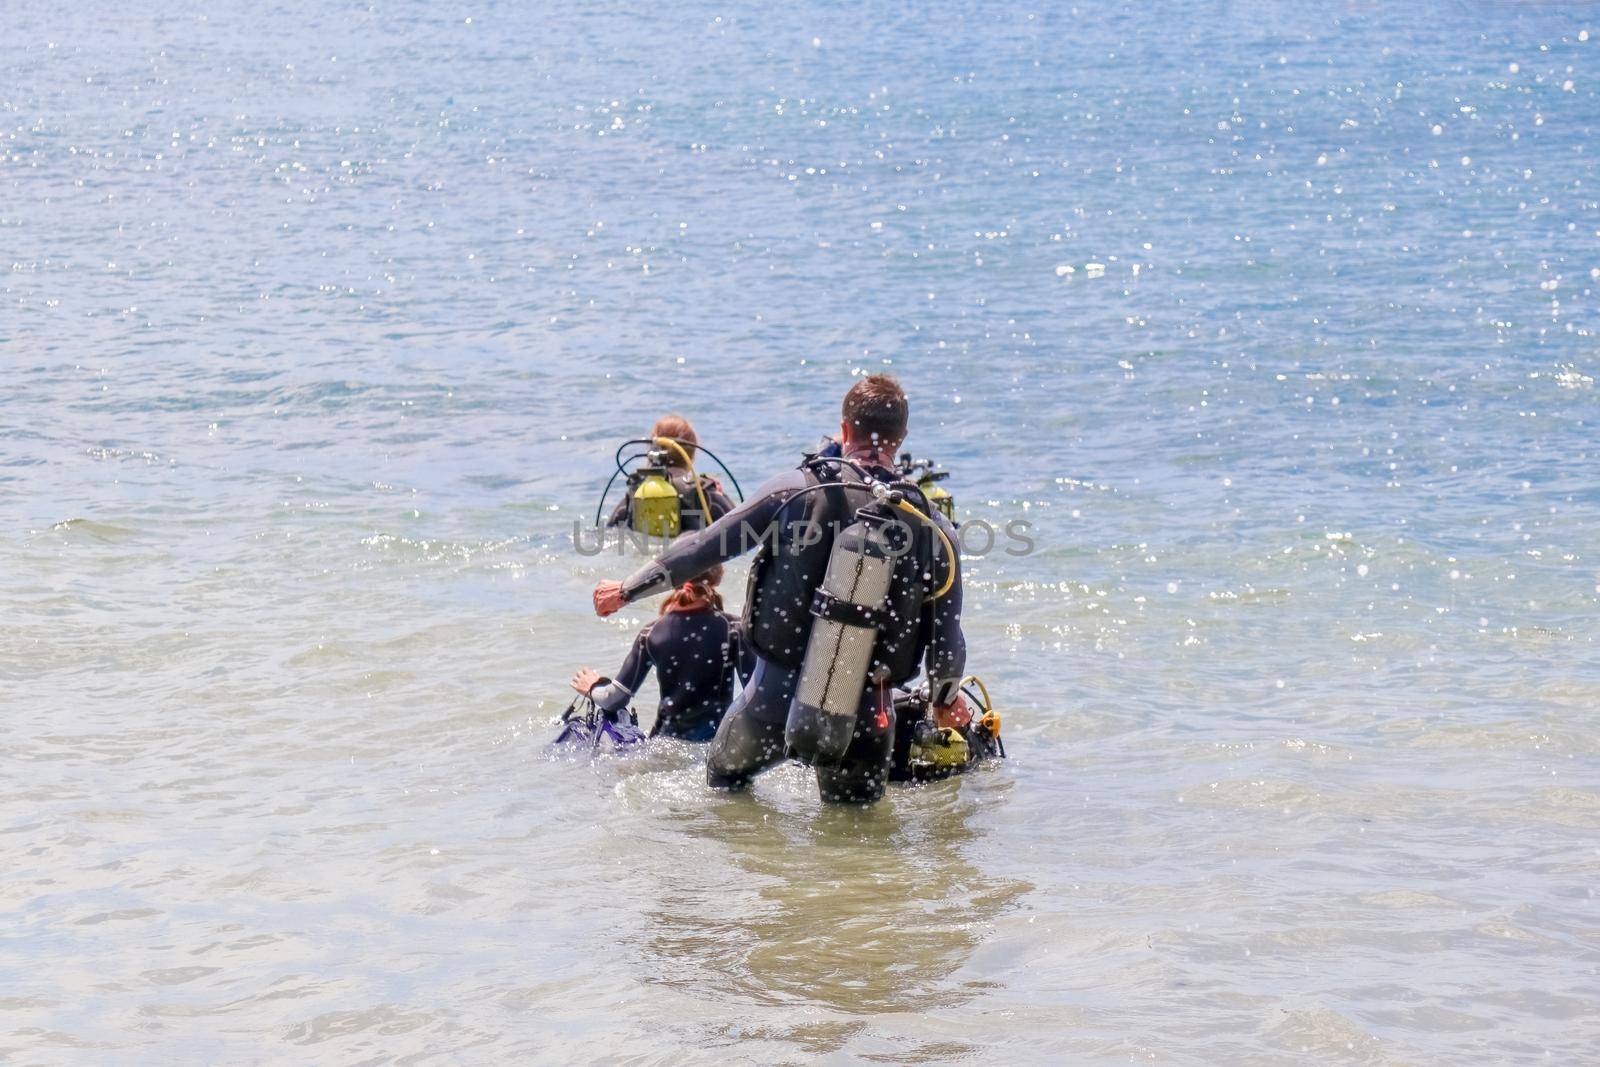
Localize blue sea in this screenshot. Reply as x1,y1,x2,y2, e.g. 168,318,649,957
3,2,1598,1062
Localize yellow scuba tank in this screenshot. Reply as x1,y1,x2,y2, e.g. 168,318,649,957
898,453,955,522
629,462,681,538
921,479,955,522
908,722,971,772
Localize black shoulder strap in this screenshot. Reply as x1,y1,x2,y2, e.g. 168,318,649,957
720,613,736,680
808,455,877,511
798,456,830,485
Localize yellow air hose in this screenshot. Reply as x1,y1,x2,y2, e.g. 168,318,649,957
959,674,1001,738
654,436,713,526
958,674,992,712
893,498,957,600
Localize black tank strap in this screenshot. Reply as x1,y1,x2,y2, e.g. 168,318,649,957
811,589,882,629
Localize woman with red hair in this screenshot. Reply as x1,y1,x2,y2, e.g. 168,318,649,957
570,565,752,741
605,414,734,532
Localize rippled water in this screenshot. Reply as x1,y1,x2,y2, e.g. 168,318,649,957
4,1,1599,1062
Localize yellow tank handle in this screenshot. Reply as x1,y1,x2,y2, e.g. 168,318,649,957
654,436,713,528
893,498,957,600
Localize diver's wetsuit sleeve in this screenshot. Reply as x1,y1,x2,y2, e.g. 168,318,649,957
924,513,967,707
590,627,653,713
619,469,808,603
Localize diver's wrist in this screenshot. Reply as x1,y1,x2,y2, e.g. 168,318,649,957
620,561,672,602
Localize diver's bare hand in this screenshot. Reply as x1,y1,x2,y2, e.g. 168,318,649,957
934,693,972,730
593,581,625,617
570,667,602,695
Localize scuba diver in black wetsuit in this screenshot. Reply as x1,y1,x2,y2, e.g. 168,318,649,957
592,375,970,804
605,414,736,535
570,565,753,742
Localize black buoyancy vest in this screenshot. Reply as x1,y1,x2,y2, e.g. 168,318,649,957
670,469,719,531
745,462,935,684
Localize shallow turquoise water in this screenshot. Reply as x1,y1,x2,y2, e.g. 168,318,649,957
3,2,1598,1063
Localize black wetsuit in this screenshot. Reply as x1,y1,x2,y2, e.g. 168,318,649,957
606,469,735,532
589,609,754,741
619,457,966,801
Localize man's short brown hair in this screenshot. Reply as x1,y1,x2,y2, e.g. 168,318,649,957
842,374,908,448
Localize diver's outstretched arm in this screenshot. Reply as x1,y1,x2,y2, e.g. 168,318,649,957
599,469,808,612
586,627,653,712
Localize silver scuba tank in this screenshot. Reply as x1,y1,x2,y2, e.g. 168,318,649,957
784,500,903,766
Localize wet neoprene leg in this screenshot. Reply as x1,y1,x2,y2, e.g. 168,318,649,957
706,656,796,790
815,689,896,805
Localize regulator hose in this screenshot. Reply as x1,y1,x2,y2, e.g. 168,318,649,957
593,436,745,529
613,437,744,501
593,452,649,527
892,496,957,601
958,674,1005,758
958,674,993,713
653,436,713,527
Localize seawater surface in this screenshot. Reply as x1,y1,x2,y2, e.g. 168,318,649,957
3,1,1599,1063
